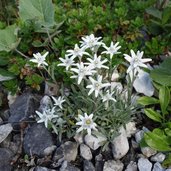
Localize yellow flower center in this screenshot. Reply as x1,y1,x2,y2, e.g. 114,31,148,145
86,119,91,125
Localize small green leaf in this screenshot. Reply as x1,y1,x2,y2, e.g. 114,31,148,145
159,86,170,114
144,108,162,122
19,0,55,27
0,25,20,52
138,96,159,106
162,7,171,25
144,130,171,151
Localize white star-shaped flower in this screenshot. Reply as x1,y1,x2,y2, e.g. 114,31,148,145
71,62,96,84
86,54,109,69
66,44,89,59
80,34,103,51
36,107,58,128
102,42,121,59
124,50,152,74
30,52,49,67
58,55,75,70
51,96,65,109
86,75,111,97
76,113,97,135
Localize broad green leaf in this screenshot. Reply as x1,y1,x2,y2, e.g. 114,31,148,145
159,86,170,114
162,7,171,25
144,131,171,151
146,7,162,20
150,58,171,86
144,108,162,122
138,96,159,106
19,0,55,27
0,25,20,52
0,68,15,81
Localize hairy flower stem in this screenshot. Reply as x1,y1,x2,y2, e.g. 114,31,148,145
15,49,30,59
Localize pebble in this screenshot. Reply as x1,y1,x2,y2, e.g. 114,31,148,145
152,162,165,171
112,126,129,159
80,144,92,160
125,122,137,137
125,161,137,171
138,158,152,171
0,123,13,143
60,161,80,171
33,166,56,171
151,153,166,163
141,147,157,158
135,130,144,143
95,154,104,171
103,160,124,171
83,160,95,171
84,134,100,150
39,95,52,112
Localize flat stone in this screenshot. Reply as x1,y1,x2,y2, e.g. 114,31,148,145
138,158,152,171
80,144,92,160
8,93,40,129
103,160,124,171
0,148,14,171
151,153,166,163
83,160,95,171
0,123,13,143
112,126,129,159
152,162,165,171
23,123,55,157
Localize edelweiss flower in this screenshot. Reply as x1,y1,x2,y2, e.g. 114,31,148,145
101,90,116,108
30,52,49,67
86,75,111,97
87,54,109,69
102,42,121,59
124,50,152,74
71,62,96,84
51,96,65,109
76,113,97,135
36,107,58,128
66,44,89,59
80,34,103,51
58,55,75,70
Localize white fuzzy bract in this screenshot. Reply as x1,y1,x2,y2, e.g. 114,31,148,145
76,113,97,135
86,75,111,97
36,107,58,128
30,52,49,67
102,41,121,59
124,50,152,74
51,96,65,109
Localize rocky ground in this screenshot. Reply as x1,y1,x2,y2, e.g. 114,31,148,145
0,92,171,171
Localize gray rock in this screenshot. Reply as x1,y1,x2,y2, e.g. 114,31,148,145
0,123,13,143
74,133,83,144
135,130,144,143
60,161,80,171
83,160,95,171
125,161,137,171
33,166,56,171
23,123,55,157
0,148,14,171
80,144,92,160
103,160,124,171
53,141,78,164
8,93,40,129
0,117,3,124
84,134,100,150
112,126,129,159
125,122,137,138
95,154,104,171
44,81,59,96
141,147,157,158
138,158,152,171
151,153,166,163
152,162,165,171
39,95,52,112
